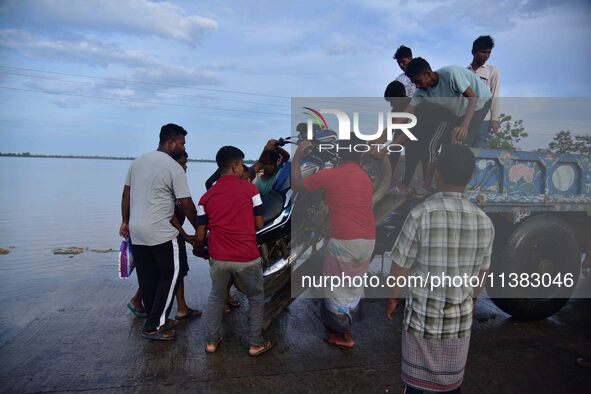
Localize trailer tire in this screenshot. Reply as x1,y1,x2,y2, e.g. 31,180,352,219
490,297,570,321
361,155,391,205
489,215,580,321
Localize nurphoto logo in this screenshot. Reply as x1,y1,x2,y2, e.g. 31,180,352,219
302,106,418,154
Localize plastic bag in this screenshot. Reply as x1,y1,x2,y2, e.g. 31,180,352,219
118,237,135,279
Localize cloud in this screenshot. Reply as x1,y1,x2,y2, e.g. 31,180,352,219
0,29,155,67
0,29,222,85
354,0,589,34
6,66,223,110
0,27,223,110
322,33,364,56
131,65,222,87
1,0,218,46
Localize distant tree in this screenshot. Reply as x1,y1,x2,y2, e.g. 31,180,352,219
487,113,528,150
574,134,591,155
548,130,577,154
548,130,591,155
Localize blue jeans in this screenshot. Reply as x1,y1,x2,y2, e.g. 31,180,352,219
474,120,490,148
206,258,265,346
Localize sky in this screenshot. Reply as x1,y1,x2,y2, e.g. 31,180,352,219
1,0,590,159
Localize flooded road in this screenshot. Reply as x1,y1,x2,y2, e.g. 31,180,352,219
1,250,590,393
1,157,590,393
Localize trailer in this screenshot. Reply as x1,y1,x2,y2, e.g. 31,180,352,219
371,148,591,321
465,148,591,320
263,148,591,327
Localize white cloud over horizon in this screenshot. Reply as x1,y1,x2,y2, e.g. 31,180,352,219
1,0,217,45
0,0,590,158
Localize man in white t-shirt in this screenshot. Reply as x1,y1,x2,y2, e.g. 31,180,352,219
394,45,416,97
467,35,500,148
119,123,198,341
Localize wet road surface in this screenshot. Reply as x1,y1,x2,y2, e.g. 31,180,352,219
1,252,590,393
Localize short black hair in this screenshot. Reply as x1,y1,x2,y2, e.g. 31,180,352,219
405,57,431,79
472,35,494,52
260,150,280,164
384,80,407,98
215,146,245,171
159,123,187,144
296,122,321,138
179,151,188,159
394,45,412,61
436,144,475,187
338,134,366,163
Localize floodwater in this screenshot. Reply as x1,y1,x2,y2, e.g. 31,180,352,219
0,157,216,342
0,157,590,392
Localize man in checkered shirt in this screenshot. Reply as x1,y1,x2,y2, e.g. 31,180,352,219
386,144,494,394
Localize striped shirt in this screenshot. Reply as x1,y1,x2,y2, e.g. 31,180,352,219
390,192,494,339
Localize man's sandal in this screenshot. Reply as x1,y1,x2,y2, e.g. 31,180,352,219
175,308,202,320
249,340,274,357
127,303,147,318
141,328,176,341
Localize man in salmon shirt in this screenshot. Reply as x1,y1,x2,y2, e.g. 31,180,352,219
292,136,376,349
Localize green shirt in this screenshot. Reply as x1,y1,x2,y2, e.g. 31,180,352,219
410,65,492,117
255,170,278,198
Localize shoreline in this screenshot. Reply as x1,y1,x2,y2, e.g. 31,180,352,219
0,154,257,164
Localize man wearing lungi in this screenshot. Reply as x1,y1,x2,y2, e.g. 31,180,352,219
386,144,494,393
292,137,376,350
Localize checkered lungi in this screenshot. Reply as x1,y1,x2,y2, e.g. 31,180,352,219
401,329,470,392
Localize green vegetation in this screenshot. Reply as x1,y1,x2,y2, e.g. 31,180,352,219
0,152,255,164
486,114,528,150
0,152,136,160
547,130,591,155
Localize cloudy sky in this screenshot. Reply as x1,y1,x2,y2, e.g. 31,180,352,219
1,0,590,159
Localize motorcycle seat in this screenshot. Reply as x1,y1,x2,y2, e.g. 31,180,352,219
262,189,285,224
314,129,337,143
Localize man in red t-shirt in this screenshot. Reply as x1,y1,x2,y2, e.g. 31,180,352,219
292,138,376,349
195,146,273,357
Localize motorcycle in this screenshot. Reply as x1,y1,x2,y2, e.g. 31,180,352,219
194,131,392,298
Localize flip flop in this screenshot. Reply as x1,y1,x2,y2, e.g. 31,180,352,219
205,338,223,353
141,328,176,341
388,185,411,196
249,340,274,357
323,335,354,350
127,303,147,318
163,319,180,330
175,308,202,320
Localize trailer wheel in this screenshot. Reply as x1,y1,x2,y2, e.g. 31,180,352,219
361,155,392,205
489,215,580,321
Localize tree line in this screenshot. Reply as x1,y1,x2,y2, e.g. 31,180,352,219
0,152,256,163
486,114,590,155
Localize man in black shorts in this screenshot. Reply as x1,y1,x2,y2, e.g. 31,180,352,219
119,124,198,341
